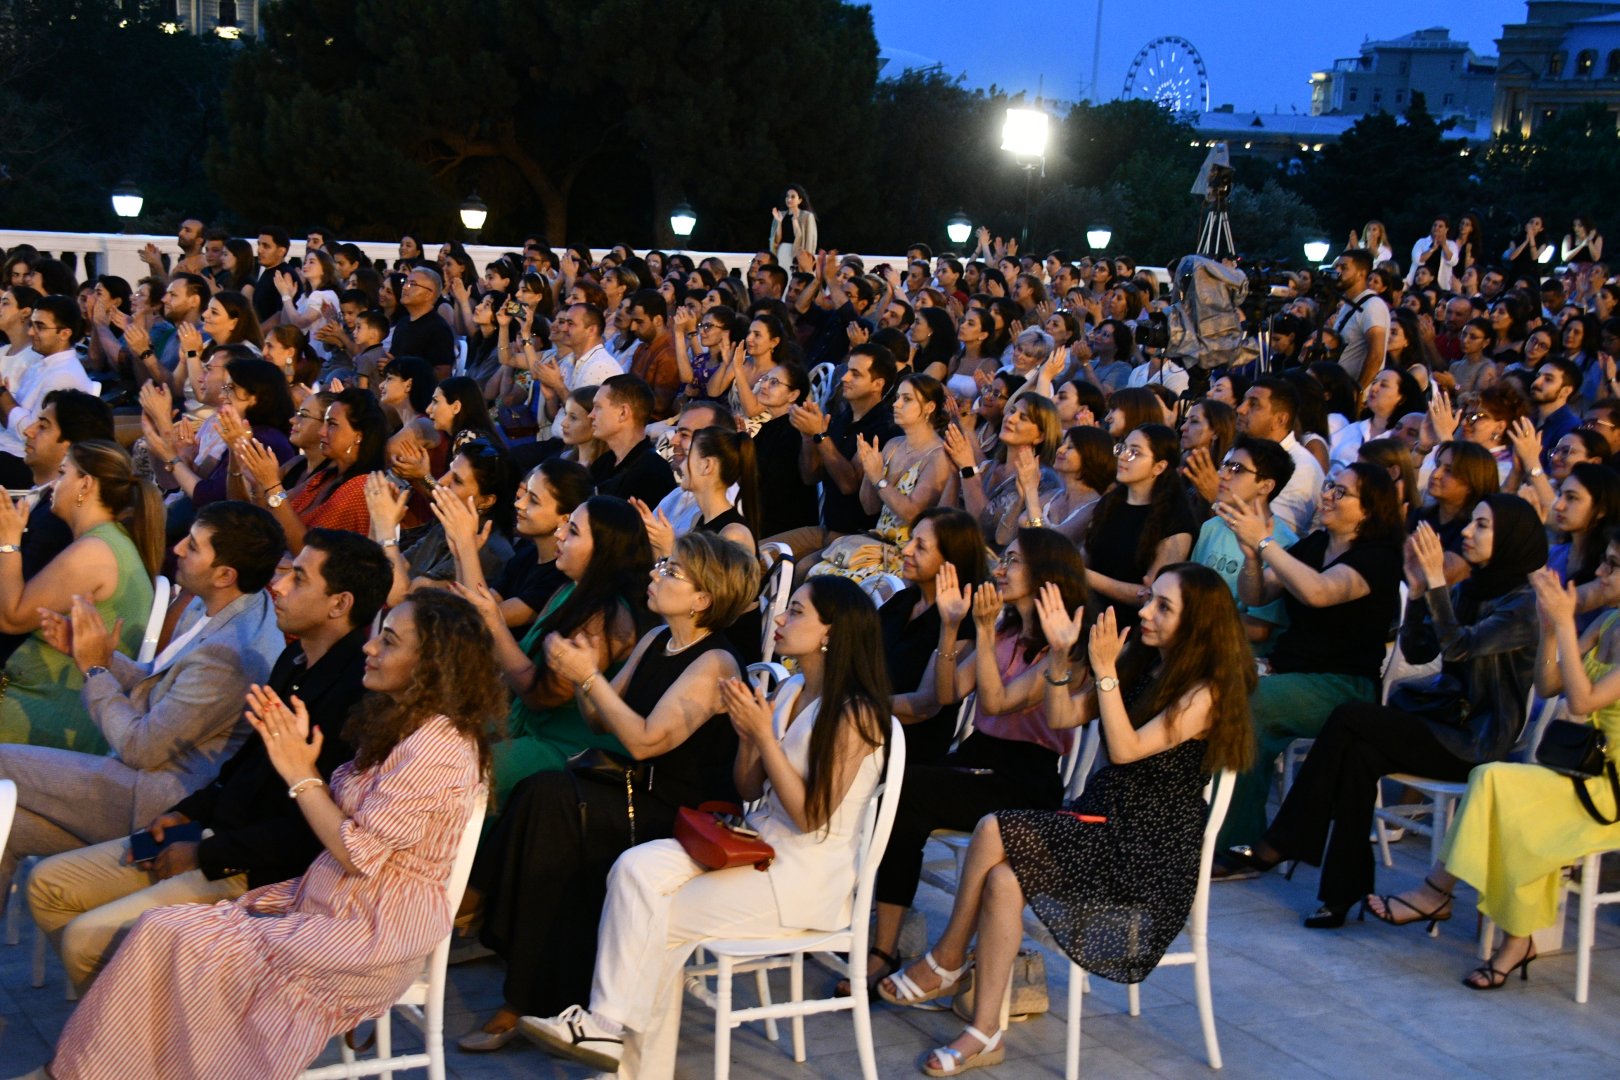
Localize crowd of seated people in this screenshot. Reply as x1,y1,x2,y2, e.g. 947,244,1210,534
3,210,1620,1077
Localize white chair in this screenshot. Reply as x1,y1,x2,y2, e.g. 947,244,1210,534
1048,768,1237,1079
137,575,173,664
453,338,469,378
860,572,905,607
807,363,836,409
745,661,792,696
683,718,907,1080
758,556,794,666
1570,847,1620,1003
300,787,489,1080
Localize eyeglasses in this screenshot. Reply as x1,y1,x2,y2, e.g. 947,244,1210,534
757,375,788,389
1320,480,1358,502
980,387,1007,401
1463,411,1489,425
1583,418,1618,432
996,550,1023,569
1113,442,1144,461
1218,459,1260,478
293,410,319,422
697,321,718,331
652,557,692,584
1552,444,1579,459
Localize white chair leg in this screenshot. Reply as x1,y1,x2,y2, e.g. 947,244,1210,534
754,967,779,1042
1192,930,1223,1069
790,953,806,1063
1577,853,1598,1004
1065,961,1083,1080
1373,784,1393,869
851,966,879,1080
714,955,734,1080
1127,980,1141,1017
426,988,445,1080
377,1011,393,1080
339,1037,356,1065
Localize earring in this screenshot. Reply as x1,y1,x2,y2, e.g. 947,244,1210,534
820,639,829,653
75,488,84,508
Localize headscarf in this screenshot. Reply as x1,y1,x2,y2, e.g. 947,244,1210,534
1456,492,1548,610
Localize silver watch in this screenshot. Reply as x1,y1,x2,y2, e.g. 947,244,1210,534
267,489,289,509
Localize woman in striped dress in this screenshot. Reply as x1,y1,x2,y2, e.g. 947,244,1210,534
41,591,503,1080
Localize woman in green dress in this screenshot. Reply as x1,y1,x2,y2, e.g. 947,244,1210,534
457,494,651,806
0,439,162,752
1369,547,1620,989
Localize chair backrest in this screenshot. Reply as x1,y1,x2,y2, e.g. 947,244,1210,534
1061,721,1102,803
758,557,794,665
137,575,172,665
808,362,836,408
845,718,908,989
1189,769,1238,936
861,572,905,607
453,337,469,377
746,661,792,697
1515,693,1566,763
950,693,977,750
0,779,17,856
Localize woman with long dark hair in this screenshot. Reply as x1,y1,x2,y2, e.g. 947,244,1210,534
459,533,759,1052
1213,461,1406,863
880,564,1255,1075
391,374,501,506
46,591,500,1079
912,307,959,382
1234,493,1546,927
1331,367,1425,470
457,495,653,805
1416,440,1501,587
948,392,1063,549
768,184,819,267
1083,424,1198,626
1549,462,1620,631
521,575,890,1077
862,528,1089,995
1033,425,1113,545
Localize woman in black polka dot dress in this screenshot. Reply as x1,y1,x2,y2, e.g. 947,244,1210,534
879,563,1256,1076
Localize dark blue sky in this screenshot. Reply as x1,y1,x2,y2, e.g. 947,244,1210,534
866,0,1532,112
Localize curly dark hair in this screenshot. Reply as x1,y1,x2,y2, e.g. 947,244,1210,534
343,590,506,784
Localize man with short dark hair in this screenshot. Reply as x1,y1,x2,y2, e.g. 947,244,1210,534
138,219,207,282
1237,377,1322,536
250,227,296,325
125,272,210,386
1433,296,1475,363
1330,249,1389,391
753,264,788,302
540,302,623,441
653,399,734,534
1529,357,1582,470
587,374,675,504
27,528,389,991
624,289,679,420
200,228,232,292
332,243,365,289
0,294,93,488
0,501,289,927
390,266,457,379
305,228,331,252
1192,435,1297,652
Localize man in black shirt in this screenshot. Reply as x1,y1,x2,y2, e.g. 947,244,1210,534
250,226,297,326
0,389,110,664
793,250,887,368
763,345,900,573
26,529,389,992
587,373,676,506
389,266,458,379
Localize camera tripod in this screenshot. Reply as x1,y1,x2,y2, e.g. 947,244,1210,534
1197,195,1236,260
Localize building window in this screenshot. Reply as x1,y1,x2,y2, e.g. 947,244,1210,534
1348,88,1358,103
1578,50,1596,76
1548,52,1566,77
1399,60,1408,75
1443,92,1455,106
1395,89,1405,104
1608,50,1620,77
1372,88,1382,105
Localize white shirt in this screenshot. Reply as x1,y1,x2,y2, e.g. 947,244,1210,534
1126,358,1189,395
1271,432,1325,538
1406,237,1459,291
0,345,38,394
1,347,92,458
298,289,341,359
548,342,624,439
1334,289,1390,384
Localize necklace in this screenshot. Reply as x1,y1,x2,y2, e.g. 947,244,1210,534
664,628,713,655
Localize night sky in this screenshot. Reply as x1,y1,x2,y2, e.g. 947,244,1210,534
866,0,1535,113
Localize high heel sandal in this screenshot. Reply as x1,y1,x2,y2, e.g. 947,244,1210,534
1303,899,1367,930
1464,943,1537,990
1367,876,1453,931
879,950,973,1008
835,947,899,998
1212,845,1297,882
921,1025,1004,1076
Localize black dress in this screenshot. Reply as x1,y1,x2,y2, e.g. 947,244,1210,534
695,507,765,665
998,675,1209,984
879,586,968,765
476,627,740,1015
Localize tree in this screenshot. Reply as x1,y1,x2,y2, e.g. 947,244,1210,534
209,0,880,246
0,1,232,233
1478,103,1620,240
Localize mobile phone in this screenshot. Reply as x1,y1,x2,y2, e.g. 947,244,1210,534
504,299,522,317
129,821,204,863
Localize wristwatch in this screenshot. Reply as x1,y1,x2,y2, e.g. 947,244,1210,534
1097,675,1120,693
83,665,110,680
1256,536,1274,556
0,544,18,555
812,432,827,444
1529,466,1545,478
876,477,890,490
267,489,289,509
959,463,980,479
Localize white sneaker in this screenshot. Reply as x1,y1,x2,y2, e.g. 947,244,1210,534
519,1005,623,1072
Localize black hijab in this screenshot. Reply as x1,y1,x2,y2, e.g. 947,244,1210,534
1456,493,1548,609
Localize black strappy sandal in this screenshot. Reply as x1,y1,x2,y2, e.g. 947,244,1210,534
1367,876,1454,931
835,947,899,998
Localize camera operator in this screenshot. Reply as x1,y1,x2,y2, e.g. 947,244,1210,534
1329,249,1389,392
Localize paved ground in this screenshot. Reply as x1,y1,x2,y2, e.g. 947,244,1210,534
3,829,1618,1080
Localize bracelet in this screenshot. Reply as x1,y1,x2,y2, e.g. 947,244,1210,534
1045,668,1074,686
579,672,598,695
287,777,325,799
939,649,959,662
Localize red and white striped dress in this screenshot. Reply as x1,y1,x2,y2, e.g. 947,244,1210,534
50,715,481,1080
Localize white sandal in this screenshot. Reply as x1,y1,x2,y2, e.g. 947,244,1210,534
921,1024,1004,1076
879,949,972,1007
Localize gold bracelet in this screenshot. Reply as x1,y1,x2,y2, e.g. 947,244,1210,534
579,672,597,695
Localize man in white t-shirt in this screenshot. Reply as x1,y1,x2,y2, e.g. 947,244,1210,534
1331,249,1390,391
541,301,623,440
1236,376,1323,538
1406,217,1459,291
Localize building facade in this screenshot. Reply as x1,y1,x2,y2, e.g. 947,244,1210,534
160,0,261,39
1493,1,1620,136
1310,28,1497,120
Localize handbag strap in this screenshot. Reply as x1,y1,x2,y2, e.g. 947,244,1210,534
1572,761,1620,826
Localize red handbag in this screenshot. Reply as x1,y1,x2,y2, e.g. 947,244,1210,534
675,801,776,871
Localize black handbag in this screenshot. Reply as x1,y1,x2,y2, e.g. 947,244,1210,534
566,748,645,843
1535,719,1620,826
1387,673,1468,727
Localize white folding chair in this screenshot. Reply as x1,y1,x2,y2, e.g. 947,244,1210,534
758,556,794,666
300,787,489,1080
807,363,836,409
745,661,792,697
860,573,905,608
453,338,469,377
1570,847,1620,1003
1046,768,1236,1079
683,718,907,1080
137,575,173,664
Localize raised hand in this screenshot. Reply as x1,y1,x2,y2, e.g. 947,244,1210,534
363,472,410,538
1087,606,1129,674
1530,565,1578,627
1035,581,1084,655
243,685,322,785
853,434,885,481
972,580,1003,630
934,561,972,626
942,423,977,470
1011,443,1040,498
787,399,826,437
1180,446,1220,506
235,437,282,495
543,631,599,686
629,496,675,558
720,676,775,744
1409,521,1447,589
1213,495,1269,554
1428,392,1459,444
388,438,432,482
431,486,489,555
1506,416,1542,471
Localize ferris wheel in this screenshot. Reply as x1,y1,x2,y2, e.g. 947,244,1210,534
1121,36,1210,116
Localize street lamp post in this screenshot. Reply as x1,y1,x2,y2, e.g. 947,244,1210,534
669,202,697,249
111,181,143,234
1001,107,1049,251
1302,239,1331,265
458,192,489,243
946,212,973,247
1086,224,1113,253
